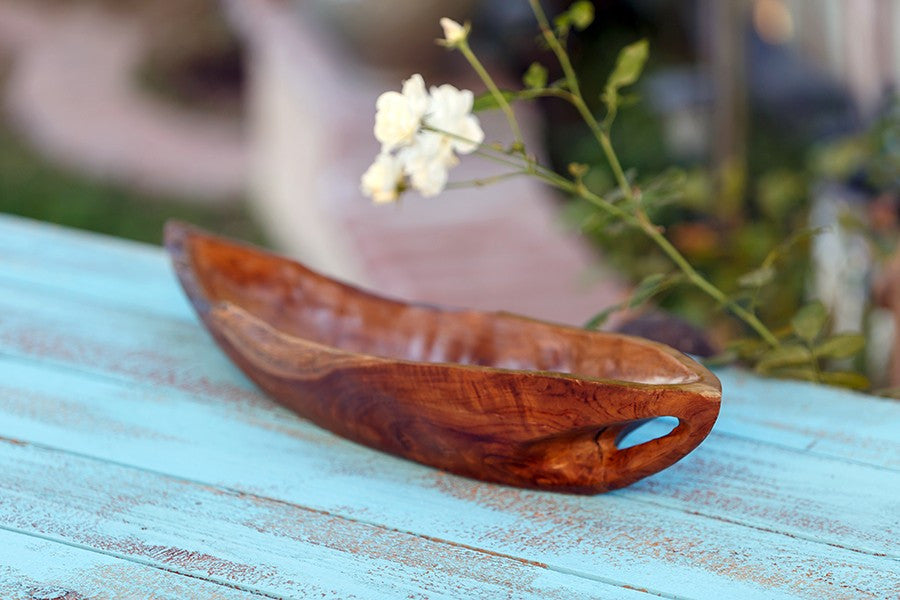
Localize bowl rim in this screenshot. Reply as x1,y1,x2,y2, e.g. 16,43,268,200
166,220,722,398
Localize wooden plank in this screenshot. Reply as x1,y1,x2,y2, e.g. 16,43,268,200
0,215,192,321
0,215,896,471
0,356,897,599
716,369,900,469
1,352,895,558
0,437,649,600
0,274,896,552
0,529,257,599
1,216,899,596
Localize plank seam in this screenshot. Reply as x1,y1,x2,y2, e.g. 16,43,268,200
621,494,900,561
0,523,280,599
0,347,897,562
710,429,900,474
0,435,691,600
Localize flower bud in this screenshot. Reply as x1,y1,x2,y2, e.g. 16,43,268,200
439,17,467,46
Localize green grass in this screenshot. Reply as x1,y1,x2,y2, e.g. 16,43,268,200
0,121,267,247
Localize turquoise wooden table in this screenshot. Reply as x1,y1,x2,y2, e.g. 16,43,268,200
0,215,898,599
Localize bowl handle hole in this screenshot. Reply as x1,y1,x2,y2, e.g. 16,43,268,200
615,416,680,450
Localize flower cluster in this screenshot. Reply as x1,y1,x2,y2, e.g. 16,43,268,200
361,73,484,203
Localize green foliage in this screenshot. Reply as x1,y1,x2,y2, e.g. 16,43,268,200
522,62,548,90
819,371,870,390
790,301,827,343
810,102,899,192
554,1,595,36
473,87,559,112
638,168,687,210
472,90,515,112
585,272,682,329
463,3,877,391
737,266,775,288
754,311,869,390
814,333,866,360
757,169,805,221
729,324,870,390
602,39,649,119
567,162,590,180
755,344,812,373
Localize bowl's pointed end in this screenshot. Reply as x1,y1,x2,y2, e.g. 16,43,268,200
164,220,213,319
163,220,195,258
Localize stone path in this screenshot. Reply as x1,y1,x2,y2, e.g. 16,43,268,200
0,0,245,202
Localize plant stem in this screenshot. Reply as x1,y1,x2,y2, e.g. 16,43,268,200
529,1,581,96
447,171,526,188
638,218,780,347
530,0,635,202
551,176,780,346
527,0,779,347
457,40,525,153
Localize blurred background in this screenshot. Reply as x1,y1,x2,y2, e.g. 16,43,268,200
0,0,897,380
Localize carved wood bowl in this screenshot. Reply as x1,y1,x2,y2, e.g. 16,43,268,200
165,222,722,494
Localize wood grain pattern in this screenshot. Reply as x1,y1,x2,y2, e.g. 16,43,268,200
164,222,722,494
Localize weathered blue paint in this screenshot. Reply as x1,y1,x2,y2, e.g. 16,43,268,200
0,439,644,600
0,216,898,599
0,529,257,599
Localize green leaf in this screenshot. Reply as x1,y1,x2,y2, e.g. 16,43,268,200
584,305,618,330
472,90,516,112
628,272,683,306
737,266,776,288
568,162,589,178
472,87,552,112
568,1,595,30
616,92,642,108
759,227,824,273
814,333,865,360
791,301,827,343
757,169,806,221
628,273,667,306
639,168,686,209
582,271,681,330
554,1,595,36
522,62,548,90
605,39,649,99
819,371,870,390
704,350,738,368
727,337,769,361
755,344,812,373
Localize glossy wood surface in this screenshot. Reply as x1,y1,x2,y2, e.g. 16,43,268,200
0,215,897,598
165,222,722,493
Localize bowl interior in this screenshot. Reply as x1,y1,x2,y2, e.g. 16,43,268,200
183,233,701,386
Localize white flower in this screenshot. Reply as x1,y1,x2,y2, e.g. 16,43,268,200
399,132,459,197
365,74,485,201
439,18,467,46
374,74,429,152
425,84,484,154
360,153,404,203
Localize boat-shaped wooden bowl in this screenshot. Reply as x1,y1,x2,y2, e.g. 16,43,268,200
165,222,721,494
